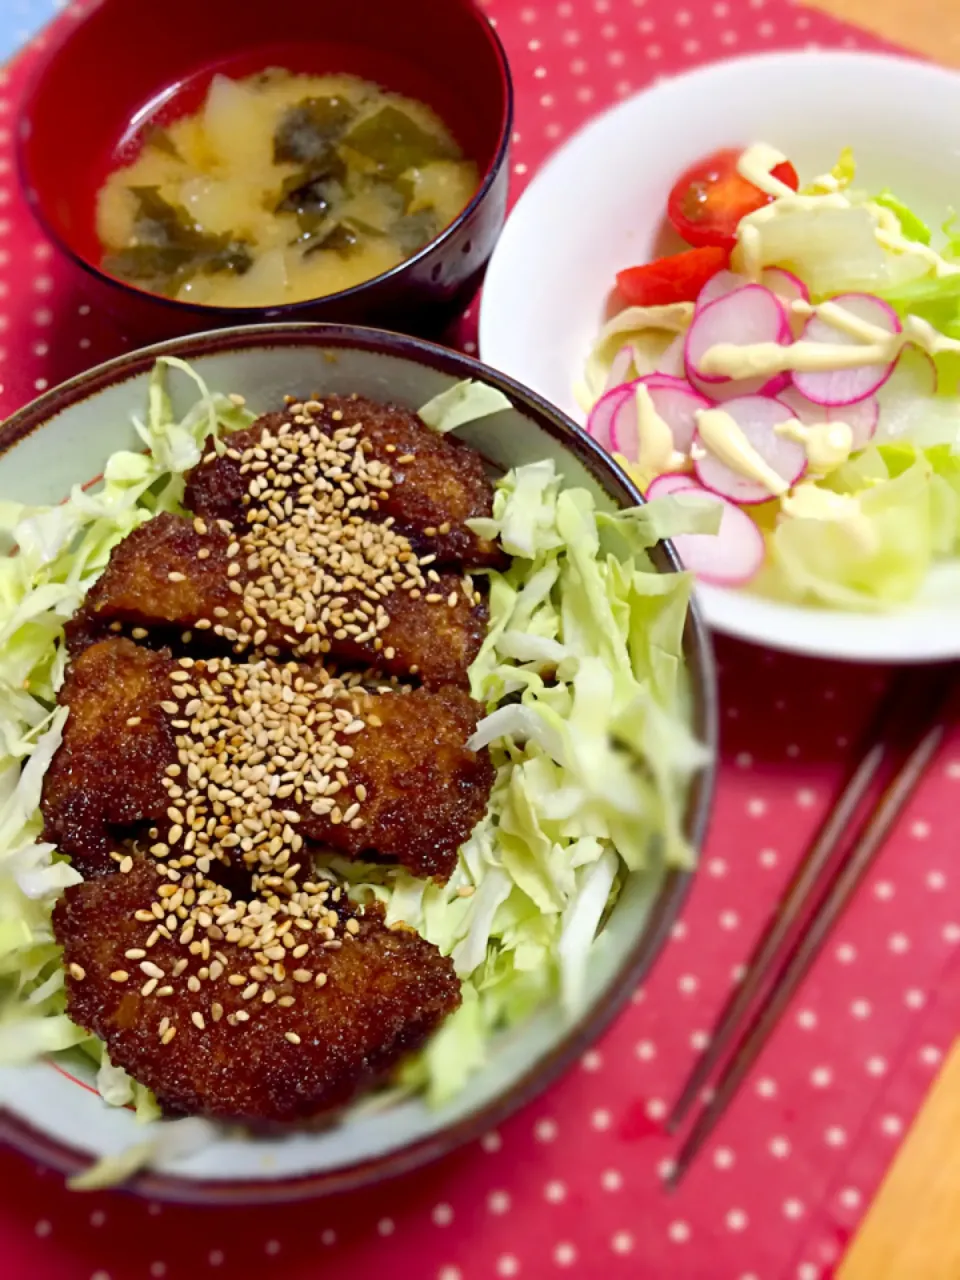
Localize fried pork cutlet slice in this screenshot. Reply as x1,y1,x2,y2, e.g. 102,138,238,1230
39,636,177,878
54,859,460,1124
184,396,504,568
42,638,494,882
65,512,486,690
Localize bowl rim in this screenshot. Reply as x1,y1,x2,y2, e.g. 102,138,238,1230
0,321,718,1203
15,0,514,319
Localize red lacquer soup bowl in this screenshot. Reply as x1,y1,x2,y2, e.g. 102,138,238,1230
17,0,512,340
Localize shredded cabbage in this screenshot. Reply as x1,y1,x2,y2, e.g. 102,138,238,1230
0,359,253,1121
336,464,712,1105
68,1116,217,1192
418,379,512,433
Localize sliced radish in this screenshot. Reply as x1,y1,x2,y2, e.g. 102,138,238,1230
791,293,901,407
603,344,634,394
696,270,748,310
775,385,822,425
828,396,879,450
610,374,712,460
873,345,940,443
693,394,806,504
696,268,808,324
688,364,789,403
761,267,809,306
656,334,687,378
668,486,767,586
776,386,879,450
586,382,633,452
761,268,809,337
685,286,791,394
646,471,695,499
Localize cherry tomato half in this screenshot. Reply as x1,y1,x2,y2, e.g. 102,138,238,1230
666,148,800,250
616,245,730,307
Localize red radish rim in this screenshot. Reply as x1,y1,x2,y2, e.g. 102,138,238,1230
693,445,800,505
608,376,703,457
603,345,634,393
761,267,810,303
883,343,938,395
586,381,635,450
691,393,806,506
671,492,766,586
635,372,694,393
608,390,638,457
645,471,700,498
791,293,902,408
644,475,767,588
695,269,748,312
687,364,789,404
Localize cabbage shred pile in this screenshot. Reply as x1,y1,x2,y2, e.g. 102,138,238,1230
0,361,708,1137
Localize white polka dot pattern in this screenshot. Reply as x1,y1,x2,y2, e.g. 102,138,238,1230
0,3,951,1280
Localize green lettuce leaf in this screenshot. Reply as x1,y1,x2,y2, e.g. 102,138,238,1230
761,441,960,608
872,190,932,245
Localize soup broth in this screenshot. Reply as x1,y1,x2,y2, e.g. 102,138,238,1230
96,70,479,307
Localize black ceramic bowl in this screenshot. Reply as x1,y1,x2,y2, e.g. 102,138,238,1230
0,322,717,1203
17,0,513,341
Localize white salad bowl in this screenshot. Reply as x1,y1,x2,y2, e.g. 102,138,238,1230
480,50,960,663
0,324,716,1203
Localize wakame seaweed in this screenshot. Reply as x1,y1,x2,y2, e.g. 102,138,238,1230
273,96,356,166
340,106,457,179
105,187,252,296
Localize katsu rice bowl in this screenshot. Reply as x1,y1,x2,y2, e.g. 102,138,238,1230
0,325,716,1201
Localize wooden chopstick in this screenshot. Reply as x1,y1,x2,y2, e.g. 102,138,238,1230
666,663,956,1188
667,671,915,1133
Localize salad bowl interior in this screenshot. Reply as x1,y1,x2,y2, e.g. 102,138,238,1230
0,324,716,1202
480,51,960,663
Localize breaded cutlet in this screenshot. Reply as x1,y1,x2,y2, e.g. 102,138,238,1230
42,637,494,883
54,858,460,1124
184,396,505,568
65,511,487,691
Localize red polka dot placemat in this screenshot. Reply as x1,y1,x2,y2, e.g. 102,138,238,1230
1,3,952,1279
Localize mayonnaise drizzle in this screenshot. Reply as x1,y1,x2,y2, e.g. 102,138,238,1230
700,339,892,380
700,297,960,382
739,223,763,282
781,482,878,553
694,408,788,496
775,419,853,473
737,144,797,199
635,384,687,477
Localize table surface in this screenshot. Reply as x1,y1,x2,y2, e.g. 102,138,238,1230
1,3,960,1280
0,1,60,63
809,0,960,65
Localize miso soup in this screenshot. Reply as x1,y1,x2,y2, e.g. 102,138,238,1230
96,70,479,307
